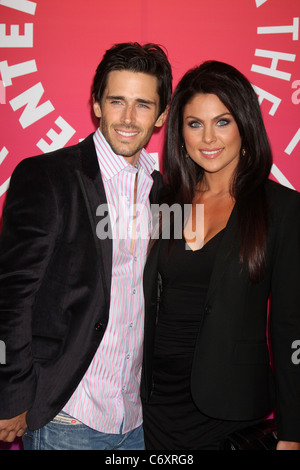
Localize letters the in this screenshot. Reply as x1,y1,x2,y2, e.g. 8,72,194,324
257,18,299,41
252,84,281,116
251,49,296,81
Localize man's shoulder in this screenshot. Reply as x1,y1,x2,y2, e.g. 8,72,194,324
35,133,94,163
14,134,95,174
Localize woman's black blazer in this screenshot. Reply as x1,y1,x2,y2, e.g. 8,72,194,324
141,179,300,442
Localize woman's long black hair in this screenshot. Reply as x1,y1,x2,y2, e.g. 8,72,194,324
162,60,273,283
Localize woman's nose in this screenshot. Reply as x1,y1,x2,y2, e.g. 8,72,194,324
202,125,216,144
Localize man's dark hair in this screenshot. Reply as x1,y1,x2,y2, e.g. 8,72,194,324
92,42,172,115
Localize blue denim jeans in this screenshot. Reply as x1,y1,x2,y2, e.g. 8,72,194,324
22,411,145,450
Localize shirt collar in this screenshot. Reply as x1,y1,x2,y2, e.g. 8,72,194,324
93,128,156,181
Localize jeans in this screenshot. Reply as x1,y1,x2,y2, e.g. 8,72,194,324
22,411,145,450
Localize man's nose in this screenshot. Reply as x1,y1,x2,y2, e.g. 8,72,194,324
122,105,136,124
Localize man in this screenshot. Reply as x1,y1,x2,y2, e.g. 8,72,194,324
0,42,172,450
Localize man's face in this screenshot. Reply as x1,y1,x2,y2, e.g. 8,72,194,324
93,70,168,166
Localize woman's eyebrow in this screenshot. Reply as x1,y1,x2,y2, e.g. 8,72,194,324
185,112,232,121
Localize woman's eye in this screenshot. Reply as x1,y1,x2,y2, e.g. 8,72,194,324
217,119,230,127
188,121,201,128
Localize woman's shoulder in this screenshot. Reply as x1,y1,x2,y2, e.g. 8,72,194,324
265,179,300,206
265,179,300,231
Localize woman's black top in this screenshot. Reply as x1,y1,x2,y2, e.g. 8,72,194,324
142,231,258,450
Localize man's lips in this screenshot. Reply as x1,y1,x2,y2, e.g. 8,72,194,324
115,129,139,138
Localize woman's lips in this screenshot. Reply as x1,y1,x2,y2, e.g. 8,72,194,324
200,148,224,159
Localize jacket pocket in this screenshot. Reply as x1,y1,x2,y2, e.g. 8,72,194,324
32,334,64,362
233,342,270,365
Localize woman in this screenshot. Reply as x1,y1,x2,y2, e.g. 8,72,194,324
141,61,300,450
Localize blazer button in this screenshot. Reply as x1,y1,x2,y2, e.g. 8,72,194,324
204,305,212,315
94,322,103,331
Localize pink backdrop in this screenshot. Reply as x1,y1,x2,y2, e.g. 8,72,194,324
0,0,299,450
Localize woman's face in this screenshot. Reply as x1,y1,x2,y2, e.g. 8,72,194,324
182,93,242,178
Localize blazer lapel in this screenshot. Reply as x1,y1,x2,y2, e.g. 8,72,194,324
77,134,113,301
205,205,239,305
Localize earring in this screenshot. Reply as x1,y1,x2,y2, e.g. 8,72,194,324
241,148,246,156
182,144,189,159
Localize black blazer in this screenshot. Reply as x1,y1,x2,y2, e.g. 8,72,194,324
141,180,300,442
0,133,163,430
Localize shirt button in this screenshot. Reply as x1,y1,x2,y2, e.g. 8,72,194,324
133,289,136,294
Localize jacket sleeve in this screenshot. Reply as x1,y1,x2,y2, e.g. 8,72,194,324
0,157,59,419
269,188,300,442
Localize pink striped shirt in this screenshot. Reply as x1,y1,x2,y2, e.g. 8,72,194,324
63,129,155,433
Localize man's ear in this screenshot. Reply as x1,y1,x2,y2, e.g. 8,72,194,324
155,105,169,128
93,98,102,119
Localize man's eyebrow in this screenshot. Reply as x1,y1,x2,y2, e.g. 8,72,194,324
106,95,156,105
136,98,156,105
106,95,123,100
